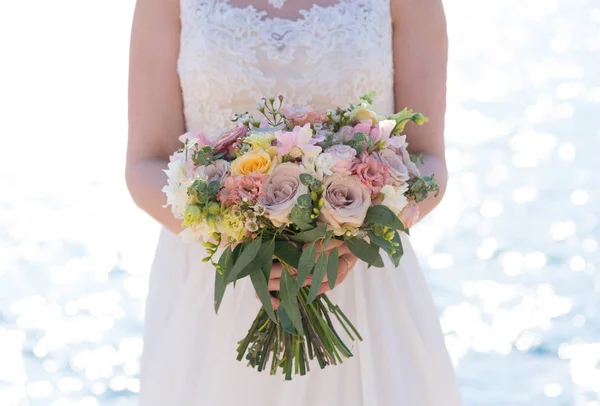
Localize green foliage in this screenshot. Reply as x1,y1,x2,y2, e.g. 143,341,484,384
192,145,215,166
326,247,339,291
226,238,262,284
290,223,327,243
280,270,304,335
250,268,276,322
308,251,328,303
274,241,301,269
296,242,317,286
407,175,440,203
364,205,406,230
345,237,384,268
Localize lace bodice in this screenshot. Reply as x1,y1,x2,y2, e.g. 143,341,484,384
178,0,395,138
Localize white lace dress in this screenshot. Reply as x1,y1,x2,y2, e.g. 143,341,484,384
139,0,463,404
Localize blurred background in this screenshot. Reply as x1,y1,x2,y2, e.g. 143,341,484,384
1,0,599,404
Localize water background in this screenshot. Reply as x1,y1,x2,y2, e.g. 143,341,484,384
1,0,599,404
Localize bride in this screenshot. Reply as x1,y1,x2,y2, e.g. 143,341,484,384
126,0,462,404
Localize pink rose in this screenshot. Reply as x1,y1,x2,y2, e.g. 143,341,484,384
258,163,309,226
353,120,373,136
281,105,327,127
373,148,409,186
325,145,359,175
318,174,371,235
213,125,248,154
354,152,390,198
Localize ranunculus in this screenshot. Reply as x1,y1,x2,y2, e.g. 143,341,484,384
275,124,322,158
194,159,229,184
243,131,276,150
258,163,308,226
325,145,359,175
378,184,409,216
281,105,327,127
319,174,371,235
230,149,273,176
354,152,390,198
373,148,409,186
369,119,397,146
213,125,248,153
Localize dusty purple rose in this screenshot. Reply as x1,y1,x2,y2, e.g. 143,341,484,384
325,145,359,175
258,163,308,226
194,159,229,184
373,148,409,186
213,125,248,154
334,125,354,143
400,145,421,177
318,174,371,235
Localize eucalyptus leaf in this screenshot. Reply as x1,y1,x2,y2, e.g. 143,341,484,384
297,242,317,286
274,241,301,269
345,237,384,268
236,239,274,281
308,251,328,303
226,238,262,283
277,307,296,335
326,247,339,291
214,246,233,313
290,223,327,243
280,270,304,335
250,269,276,322
364,205,405,230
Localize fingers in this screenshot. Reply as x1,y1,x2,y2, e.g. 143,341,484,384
267,274,312,291
317,253,357,295
255,292,281,310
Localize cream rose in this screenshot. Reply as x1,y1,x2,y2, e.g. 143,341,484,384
319,174,371,235
259,163,308,226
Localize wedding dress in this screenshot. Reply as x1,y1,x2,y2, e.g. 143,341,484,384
139,0,463,404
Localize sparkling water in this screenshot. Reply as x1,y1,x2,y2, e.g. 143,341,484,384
0,0,599,405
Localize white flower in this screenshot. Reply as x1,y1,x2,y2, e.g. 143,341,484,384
379,184,409,215
163,156,192,218
302,153,335,180
179,223,210,243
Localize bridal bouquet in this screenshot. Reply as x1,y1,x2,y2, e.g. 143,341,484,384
163,93,438,379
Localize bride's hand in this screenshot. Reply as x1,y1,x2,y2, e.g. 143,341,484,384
259,240,358,309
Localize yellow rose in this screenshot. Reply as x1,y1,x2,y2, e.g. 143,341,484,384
352,105,380,124
230,149,273,175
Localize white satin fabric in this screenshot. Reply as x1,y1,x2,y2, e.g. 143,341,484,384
139,0,463,403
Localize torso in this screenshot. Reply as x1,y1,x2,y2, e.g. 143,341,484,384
177,0,395,137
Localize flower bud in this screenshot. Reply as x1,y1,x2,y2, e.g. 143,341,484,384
412,113,429,125
207,202,220,216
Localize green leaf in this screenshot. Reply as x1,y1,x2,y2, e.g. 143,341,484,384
390,231,404,267
295,194,312,210
274,241,301,269
235,239,275,281
326,247,339,291
280,270,304,335
290,206,314,231
214,246,233,313
367,231,392,251
345,237,384,268
364,205,406,230
299,173,316,186
290,223,327,243
277,307,295,335
296,242,316,286
322,230,334,251
250,269,276,322
308,251,328,303
226,238,262,284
